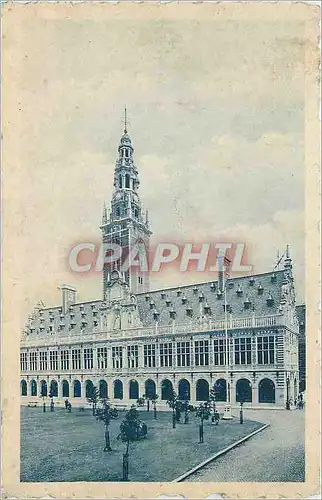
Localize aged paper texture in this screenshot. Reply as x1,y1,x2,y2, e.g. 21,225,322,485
2,2,321,499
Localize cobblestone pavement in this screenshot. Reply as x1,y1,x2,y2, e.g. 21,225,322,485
185,409,305,482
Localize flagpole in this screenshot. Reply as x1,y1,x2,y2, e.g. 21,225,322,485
222,256,232,420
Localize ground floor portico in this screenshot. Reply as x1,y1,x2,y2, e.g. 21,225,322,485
20,368,299,409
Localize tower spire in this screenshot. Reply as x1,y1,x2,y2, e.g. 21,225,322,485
124,106,128,134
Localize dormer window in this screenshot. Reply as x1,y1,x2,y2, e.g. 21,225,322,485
186,306,193,317
217,290,223,299
169,309,176,319
266,294,274,306
81,320,87,328
249,277,255,286
177,288,182,297
204,302,211,314
228,281,234,289
258,283,264,295
165,298,171,307
244,296,251,309
193,286,198,295
271,273,277,283
223,304,231,313
149,300,155,310
236,285,243,296
210,282,216,292
161,292,166,299
145,294,150,302
198,292,205,303
181,294,187,304
60,313,64,320
93,320,98,327
153,310,160,321
80,304,84,310
81,311,86,318
91,303,96,309
92,310,98,317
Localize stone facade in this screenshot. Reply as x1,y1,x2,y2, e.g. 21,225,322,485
20,124,301,409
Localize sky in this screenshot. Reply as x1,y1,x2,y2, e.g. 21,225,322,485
5,7,307,326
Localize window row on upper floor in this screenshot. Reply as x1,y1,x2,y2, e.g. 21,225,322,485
20,335,278,372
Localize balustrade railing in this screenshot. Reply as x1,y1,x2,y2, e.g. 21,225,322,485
20,314,288,348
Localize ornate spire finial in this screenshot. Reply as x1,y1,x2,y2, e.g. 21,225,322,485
124,106,127,134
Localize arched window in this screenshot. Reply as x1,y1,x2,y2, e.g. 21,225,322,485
73,380,81,398
114,379,123,400
50,380,58,397
21,380,27,396
145,379,156,399
196,379,209,401
161,379,173,400
213,379,227,402
115,207,120,218
62,380,69,398
85,380,94,399
125,174,130,189
40,380,47,397
258,378,275,403
294,378,297,401
125,149,129,158
178,379,190,400
99,380,108,399
30,380,37,397
118,175,122,188
236,378,252,403
129,380,139,400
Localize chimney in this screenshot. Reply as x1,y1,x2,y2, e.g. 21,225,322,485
60,284,77,315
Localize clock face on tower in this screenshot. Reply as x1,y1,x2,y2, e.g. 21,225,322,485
111,269,119,281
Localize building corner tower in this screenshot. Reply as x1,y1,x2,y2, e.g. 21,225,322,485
100,111,152,298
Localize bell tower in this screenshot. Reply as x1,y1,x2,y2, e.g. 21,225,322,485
100,110,152,298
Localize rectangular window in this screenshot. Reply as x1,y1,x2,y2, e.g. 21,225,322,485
257,336,275,364
97,347,108,369
234,338,252,365
60,350,69,370
112,346,123,369
39,351,48,371
144,344,156,368
195,340,209,366
84,348,93,370
49,350,58,371
20,352,28,371
29,351,38,371
213,338,226,366
127,345,139,368
72,349,81,370
176,341,190,367
160,342,173,367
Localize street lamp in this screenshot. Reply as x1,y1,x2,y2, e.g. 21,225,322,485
286,376,290,410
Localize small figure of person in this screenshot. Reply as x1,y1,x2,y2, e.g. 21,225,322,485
50,399,54,412
64,399,69,410
67,402,72,413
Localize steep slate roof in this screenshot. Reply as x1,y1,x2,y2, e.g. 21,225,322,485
24,269,287,339
136,270,285,327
